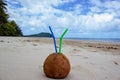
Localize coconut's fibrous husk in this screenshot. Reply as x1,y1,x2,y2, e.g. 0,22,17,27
43,53,70,79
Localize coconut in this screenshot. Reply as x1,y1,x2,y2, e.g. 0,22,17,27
43,53,70,79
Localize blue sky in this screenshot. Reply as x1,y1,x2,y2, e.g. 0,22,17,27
6,0,120,38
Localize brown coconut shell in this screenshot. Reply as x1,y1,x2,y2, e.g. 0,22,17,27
43,53,70,79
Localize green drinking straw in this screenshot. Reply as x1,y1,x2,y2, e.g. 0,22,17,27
58,28,68,54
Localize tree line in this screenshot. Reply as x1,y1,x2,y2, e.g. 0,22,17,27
0,0,23,36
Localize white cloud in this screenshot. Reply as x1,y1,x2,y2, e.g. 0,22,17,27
93,13,113,22
104,1,120,10
30,27,35,31
90,6,102,13
90,0,120,16
6,0,120,37
90,0,102,7
73,4,83,15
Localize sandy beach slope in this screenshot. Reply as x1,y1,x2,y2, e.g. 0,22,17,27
0,37,120,80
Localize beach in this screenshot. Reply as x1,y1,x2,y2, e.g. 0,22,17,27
0,37,120,80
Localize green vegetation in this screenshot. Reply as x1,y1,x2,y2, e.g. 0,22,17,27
25,32,52,37
0,0,23,36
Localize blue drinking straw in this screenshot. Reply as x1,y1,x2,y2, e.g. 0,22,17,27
49,26,58,53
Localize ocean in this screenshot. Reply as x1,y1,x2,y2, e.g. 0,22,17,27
66,38,120,43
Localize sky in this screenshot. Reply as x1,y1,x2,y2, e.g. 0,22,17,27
6,0,120,38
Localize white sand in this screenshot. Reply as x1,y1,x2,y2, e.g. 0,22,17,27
0,37,120,80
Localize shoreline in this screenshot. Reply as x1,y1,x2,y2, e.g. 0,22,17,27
1,37,120,54
1,36,120,42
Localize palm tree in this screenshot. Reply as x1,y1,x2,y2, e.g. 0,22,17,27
10,21,23,36
0,0,8,25
0,0,23,36
0,0,7,10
